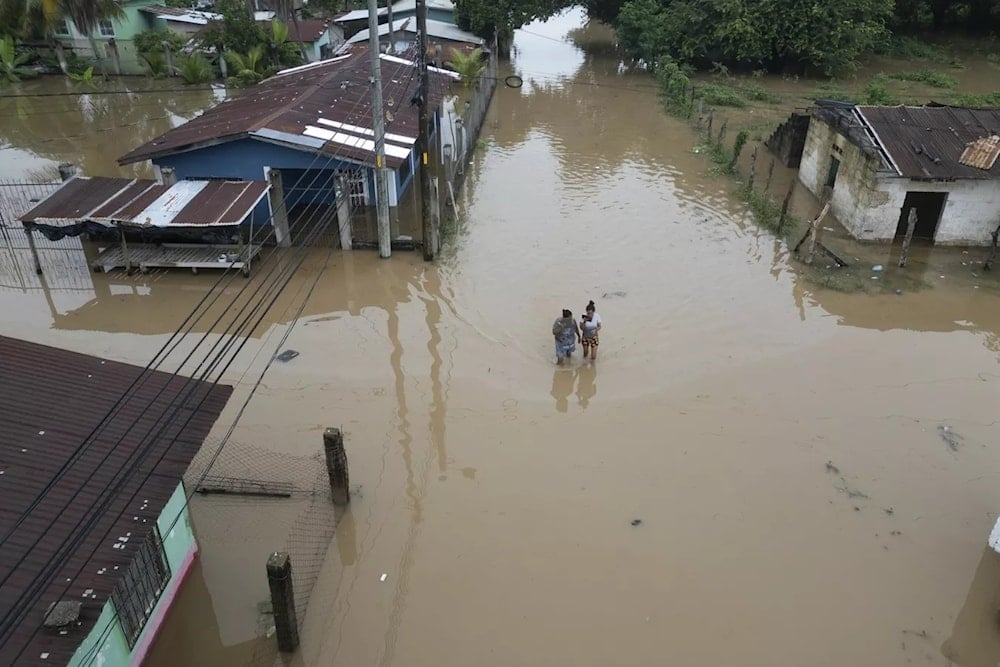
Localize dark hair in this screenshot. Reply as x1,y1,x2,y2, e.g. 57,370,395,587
586,300,596,312
562,309,572,318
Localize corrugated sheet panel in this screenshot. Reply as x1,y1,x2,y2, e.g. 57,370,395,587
0,335,232,666
18,178,134,222
172,181,270,225
959,134,1000,171
857,106,1000,180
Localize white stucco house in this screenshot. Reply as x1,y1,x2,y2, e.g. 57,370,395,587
798,102,1000,245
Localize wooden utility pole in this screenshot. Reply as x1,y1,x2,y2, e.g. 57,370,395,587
367,0,391,258
898,207,917,268
417,0,434,260
386,0,394,54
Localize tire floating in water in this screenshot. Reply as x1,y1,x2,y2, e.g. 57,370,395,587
504,75,523,88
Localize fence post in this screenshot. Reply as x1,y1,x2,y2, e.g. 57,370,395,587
746,144,759,189
716,120,727,147
267,169,290,247
58,164,77,182
25,226,42,275
323,427,350,505
898,207,917,268
706,110,713,138
985,223,1000,271
777,179,796,234
266,552,299,652
764,157,775,192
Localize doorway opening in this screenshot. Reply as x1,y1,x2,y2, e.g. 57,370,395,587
894,191,947,240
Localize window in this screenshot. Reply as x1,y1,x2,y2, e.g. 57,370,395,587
98,19,115,37
54,19,71,36
111,528,170,648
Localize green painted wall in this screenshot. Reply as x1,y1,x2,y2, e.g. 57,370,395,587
67,482,196,667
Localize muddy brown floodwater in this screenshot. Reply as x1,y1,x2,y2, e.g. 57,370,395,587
3,9,1000,667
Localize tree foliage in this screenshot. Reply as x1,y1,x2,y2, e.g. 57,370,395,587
453,0,568,43
199,0,265,54
446,46,485,86
615,0,892,75
0,34,37,82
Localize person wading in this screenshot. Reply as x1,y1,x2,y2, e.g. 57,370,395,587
552,308,580,365
580,300,602,361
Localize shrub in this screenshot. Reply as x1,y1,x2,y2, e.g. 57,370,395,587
177,54,213,84
886,68,957,88
698,84,746,108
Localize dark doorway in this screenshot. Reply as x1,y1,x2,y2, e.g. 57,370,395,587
825,156,840,189
894,191,947,240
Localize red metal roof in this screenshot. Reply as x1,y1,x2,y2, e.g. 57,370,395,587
284,19,330,43
0,336,232,665
857,105,1000,180
18,177,270,227
118,45,456,170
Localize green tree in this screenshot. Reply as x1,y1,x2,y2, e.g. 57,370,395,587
264,19,303,68
615,0,892,75
446,46,485,86
199,0,265,55
60,0,126,80
453,0,569,49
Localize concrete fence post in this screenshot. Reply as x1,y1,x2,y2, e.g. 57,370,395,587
323,428,350,505
58,164,78,182
266,552,299,653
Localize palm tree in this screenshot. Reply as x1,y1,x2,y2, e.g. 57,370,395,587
60,0,125,80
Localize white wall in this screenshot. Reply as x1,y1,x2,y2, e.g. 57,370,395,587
799,116,1000,245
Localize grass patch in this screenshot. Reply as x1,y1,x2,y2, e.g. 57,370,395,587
877,35,961,67
865,74,899,105
741,82,782,103
885,68,957,88
813,81,859,103
952,91,1000,106
698,84,746,107
989,53,1000,68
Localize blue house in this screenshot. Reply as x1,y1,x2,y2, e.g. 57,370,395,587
389,0,456,25
118,46,457,241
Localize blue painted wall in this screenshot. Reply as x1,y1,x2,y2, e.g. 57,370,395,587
392,8,454,22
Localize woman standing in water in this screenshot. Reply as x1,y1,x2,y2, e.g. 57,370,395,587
552,308,580,365
580,300,602,361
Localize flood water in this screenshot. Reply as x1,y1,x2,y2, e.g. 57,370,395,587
3,9,1000,667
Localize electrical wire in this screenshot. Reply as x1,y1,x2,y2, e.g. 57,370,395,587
0,50,430,662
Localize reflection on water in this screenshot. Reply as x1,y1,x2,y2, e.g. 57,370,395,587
0,78,223,178
1,8,1000,667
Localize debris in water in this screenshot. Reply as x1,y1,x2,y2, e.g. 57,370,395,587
630,519,642,527
275,350,299,363
895,289,903,295
884,507,894,515
938,425,963,452
872,264,884,272
825,461,840,475
891,530,902,536
602,291,627,299
902,629,928,639
380,573,388,582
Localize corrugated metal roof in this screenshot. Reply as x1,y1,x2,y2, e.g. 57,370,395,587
856,106,1000,180
284,19,330,43
18,177,269,227
335,7,386,22
346,16,484,46
0,335,232,666
138,5,220,23
959,134,1000,171
117,45,455,170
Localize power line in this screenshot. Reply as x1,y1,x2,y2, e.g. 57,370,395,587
0,50,428,663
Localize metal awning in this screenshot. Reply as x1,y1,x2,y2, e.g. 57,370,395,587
18,176,270,228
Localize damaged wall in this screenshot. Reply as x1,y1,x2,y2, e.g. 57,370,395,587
799,116,1000,245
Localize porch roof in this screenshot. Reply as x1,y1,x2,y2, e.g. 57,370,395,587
17,176,270,228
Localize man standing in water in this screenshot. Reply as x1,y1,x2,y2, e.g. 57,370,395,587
552,309,580,365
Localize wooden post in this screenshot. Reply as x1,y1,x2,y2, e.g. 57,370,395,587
985,223,1000,271
747,145,759,190
323,428,350,505
266,552,299,653
716,120,727,147
764,157,775,192
267,169,290,247
696,98,704,124
794,201,831,262
777,179,796,233
335,175,352,250
430,177,441,256
706,110,713,138
898,207,918,268
25,226,42,275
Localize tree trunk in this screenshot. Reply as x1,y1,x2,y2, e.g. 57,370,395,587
87,33,109,81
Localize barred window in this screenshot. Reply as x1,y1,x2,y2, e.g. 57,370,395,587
98,19,115,36
111,528,170,647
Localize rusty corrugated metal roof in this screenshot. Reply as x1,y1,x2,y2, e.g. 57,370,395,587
118,45,456,170
18,177,269,227
0,335,232,665
959,134,1000,170
857,106,1000,180
284,19,330,43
